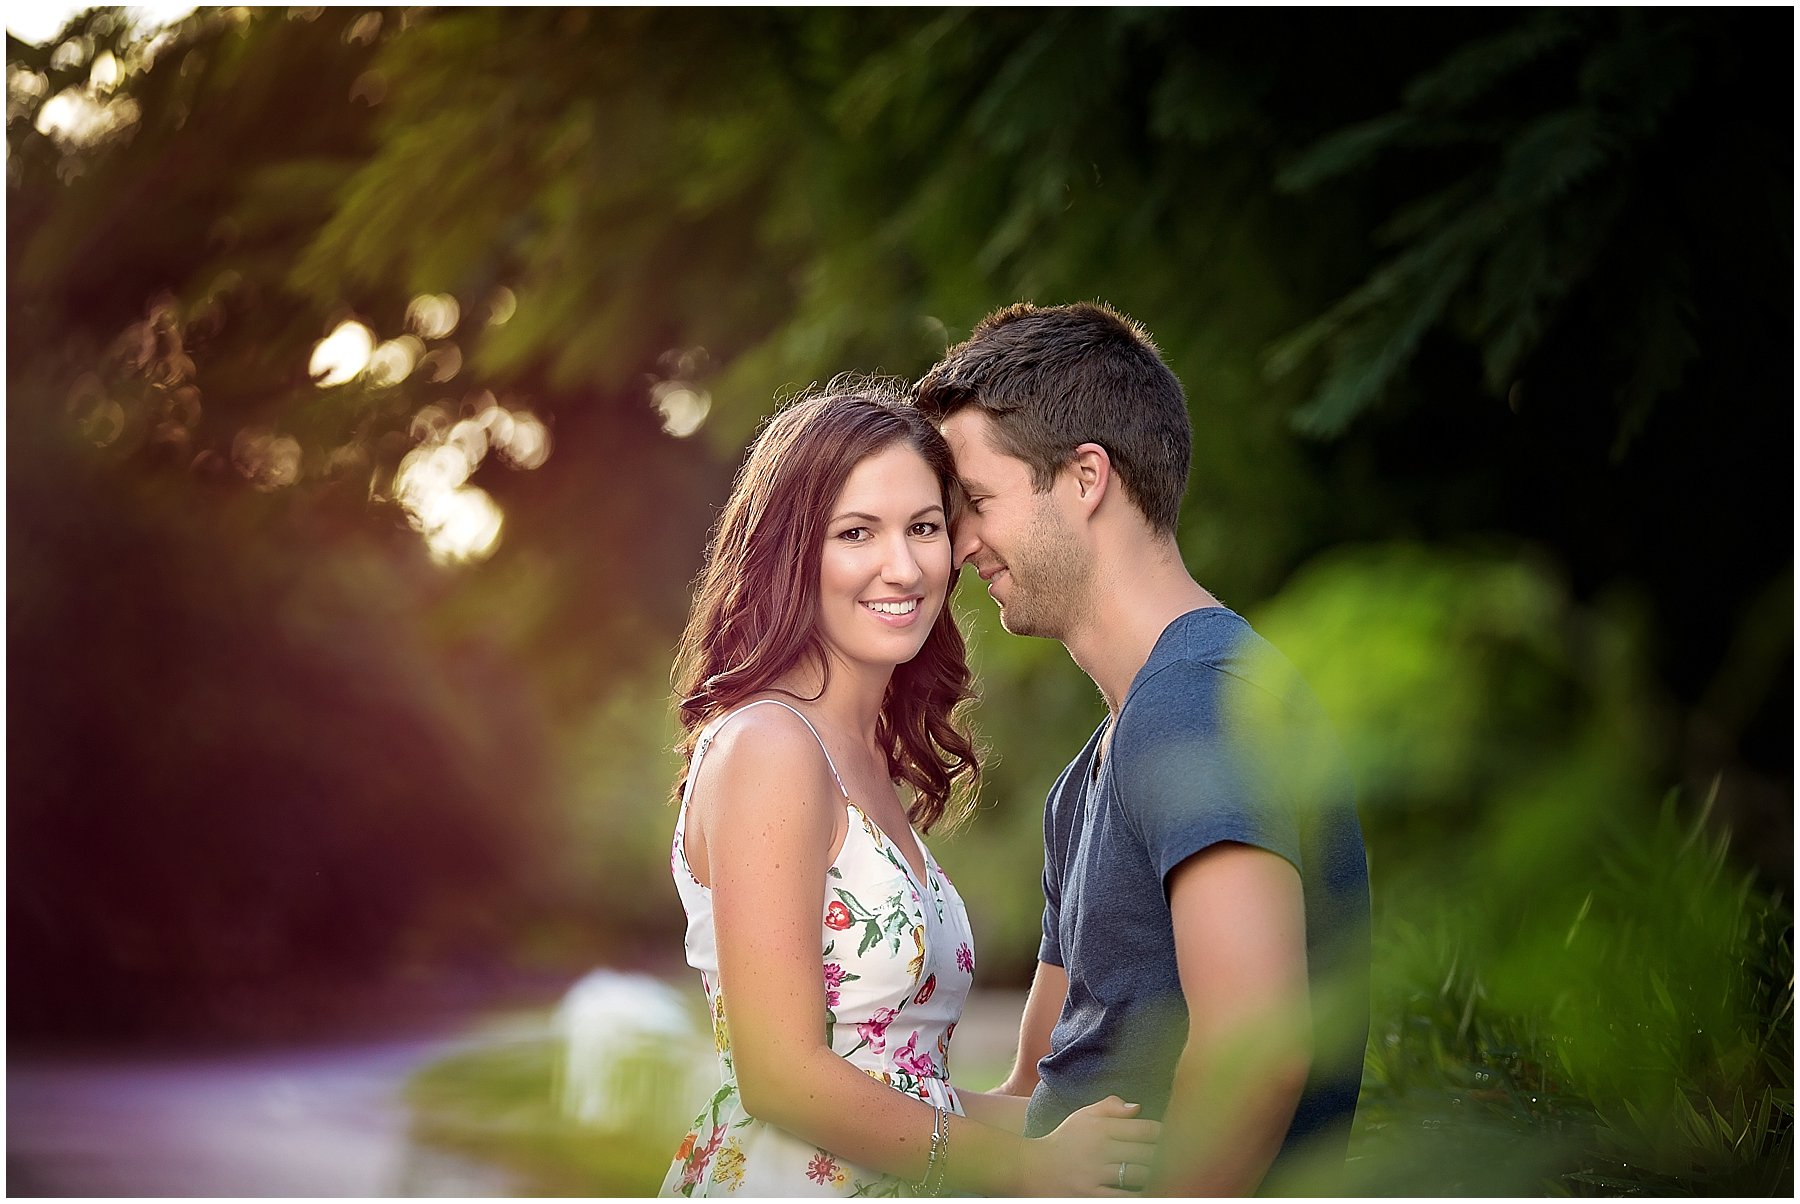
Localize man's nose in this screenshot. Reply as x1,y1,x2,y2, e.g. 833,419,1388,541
952,518,983,571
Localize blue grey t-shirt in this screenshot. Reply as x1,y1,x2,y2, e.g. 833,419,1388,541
1023,607,1370,1184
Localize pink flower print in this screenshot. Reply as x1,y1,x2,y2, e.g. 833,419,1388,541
956,942,974,974
823,962,846,1009
856,1006,897,1052
806,1151,839,1185
893,1030,936,1078
680,1125,725,1186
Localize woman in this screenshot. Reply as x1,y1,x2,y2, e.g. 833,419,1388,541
661,379,1159,1197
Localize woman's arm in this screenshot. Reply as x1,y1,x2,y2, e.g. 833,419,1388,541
695,707,1156,1195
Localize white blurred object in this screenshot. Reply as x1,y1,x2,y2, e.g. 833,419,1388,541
554,970,710,1135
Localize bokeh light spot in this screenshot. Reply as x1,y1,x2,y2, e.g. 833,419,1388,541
418,344,461,383
8,67,49,120
232,427,302,491
49,37,91,71
419,486,503,565
365,335,423,387
344,10,382,45
496,410,550,469
34,87,142,149
89,50,122,92
484,286,517,327
348,70,386,107
409,403,450,443
406,293,460,340
652,381,711,438
309,319,375,386
391,396,550,564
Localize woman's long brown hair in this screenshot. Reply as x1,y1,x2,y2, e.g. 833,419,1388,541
671,378,978,833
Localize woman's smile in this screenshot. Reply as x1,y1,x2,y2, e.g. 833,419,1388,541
861,596,922,625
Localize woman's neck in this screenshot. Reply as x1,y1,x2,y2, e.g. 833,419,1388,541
771,653,889,746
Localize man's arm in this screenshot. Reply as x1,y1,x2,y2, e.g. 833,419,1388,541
959,959,1068,1133
1148,841,1312,1195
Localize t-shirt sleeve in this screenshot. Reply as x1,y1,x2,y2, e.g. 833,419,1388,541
1037,764,1074,968
1112,661,1303,889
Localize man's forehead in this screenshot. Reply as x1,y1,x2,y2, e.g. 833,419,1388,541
941,409,1029,485
941,409,1002,459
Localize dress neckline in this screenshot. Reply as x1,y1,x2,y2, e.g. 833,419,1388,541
845,799,930,893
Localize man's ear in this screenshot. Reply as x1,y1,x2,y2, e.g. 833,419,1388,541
1068,443,1111,517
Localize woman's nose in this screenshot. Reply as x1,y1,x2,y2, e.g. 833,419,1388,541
881,534,924,584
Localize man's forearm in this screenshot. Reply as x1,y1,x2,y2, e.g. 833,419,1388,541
960,1088,1032,1134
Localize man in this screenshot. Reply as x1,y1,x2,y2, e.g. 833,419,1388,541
913,301,1370,1194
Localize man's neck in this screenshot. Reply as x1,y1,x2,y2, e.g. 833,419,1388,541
1062,540,1219,716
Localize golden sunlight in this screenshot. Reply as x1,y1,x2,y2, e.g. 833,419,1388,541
34,86,141,149
390,396,549,565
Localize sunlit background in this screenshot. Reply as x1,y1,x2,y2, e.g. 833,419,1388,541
7,7,1792,1196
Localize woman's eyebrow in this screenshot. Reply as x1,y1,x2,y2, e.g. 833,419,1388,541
830,504,946,524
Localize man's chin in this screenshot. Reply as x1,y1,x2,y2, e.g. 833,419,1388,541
996,602,1056,640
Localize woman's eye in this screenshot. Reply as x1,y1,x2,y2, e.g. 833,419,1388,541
910,521,942,538
837,527,870,542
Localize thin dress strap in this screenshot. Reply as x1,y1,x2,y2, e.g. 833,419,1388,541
702,698,850,800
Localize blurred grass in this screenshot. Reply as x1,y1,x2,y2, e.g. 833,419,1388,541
404,1026,673,1196
1333,789,1794,1196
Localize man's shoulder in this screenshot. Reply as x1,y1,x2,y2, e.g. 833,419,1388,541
1111,610,1342,794
1128,610,1317,720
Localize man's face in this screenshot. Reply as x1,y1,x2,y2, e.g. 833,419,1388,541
940,410,1090,640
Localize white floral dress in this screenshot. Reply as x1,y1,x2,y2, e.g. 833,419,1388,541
661,700,977,1197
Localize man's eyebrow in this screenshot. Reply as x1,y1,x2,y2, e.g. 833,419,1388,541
957,477,990,494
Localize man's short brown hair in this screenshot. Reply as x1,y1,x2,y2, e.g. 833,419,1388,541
912,301,1190,535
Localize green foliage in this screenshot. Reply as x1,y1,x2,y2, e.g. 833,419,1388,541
1267,9,1777,452
1254,547,1792,1194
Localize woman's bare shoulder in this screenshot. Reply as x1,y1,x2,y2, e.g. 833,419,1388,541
692,699,838,814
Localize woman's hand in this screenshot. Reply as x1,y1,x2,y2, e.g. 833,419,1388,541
1022,1096,1162,1196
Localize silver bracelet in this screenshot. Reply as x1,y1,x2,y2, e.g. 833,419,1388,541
915,1104,948,1196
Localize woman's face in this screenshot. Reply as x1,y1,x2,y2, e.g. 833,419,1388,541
815,442,953,675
